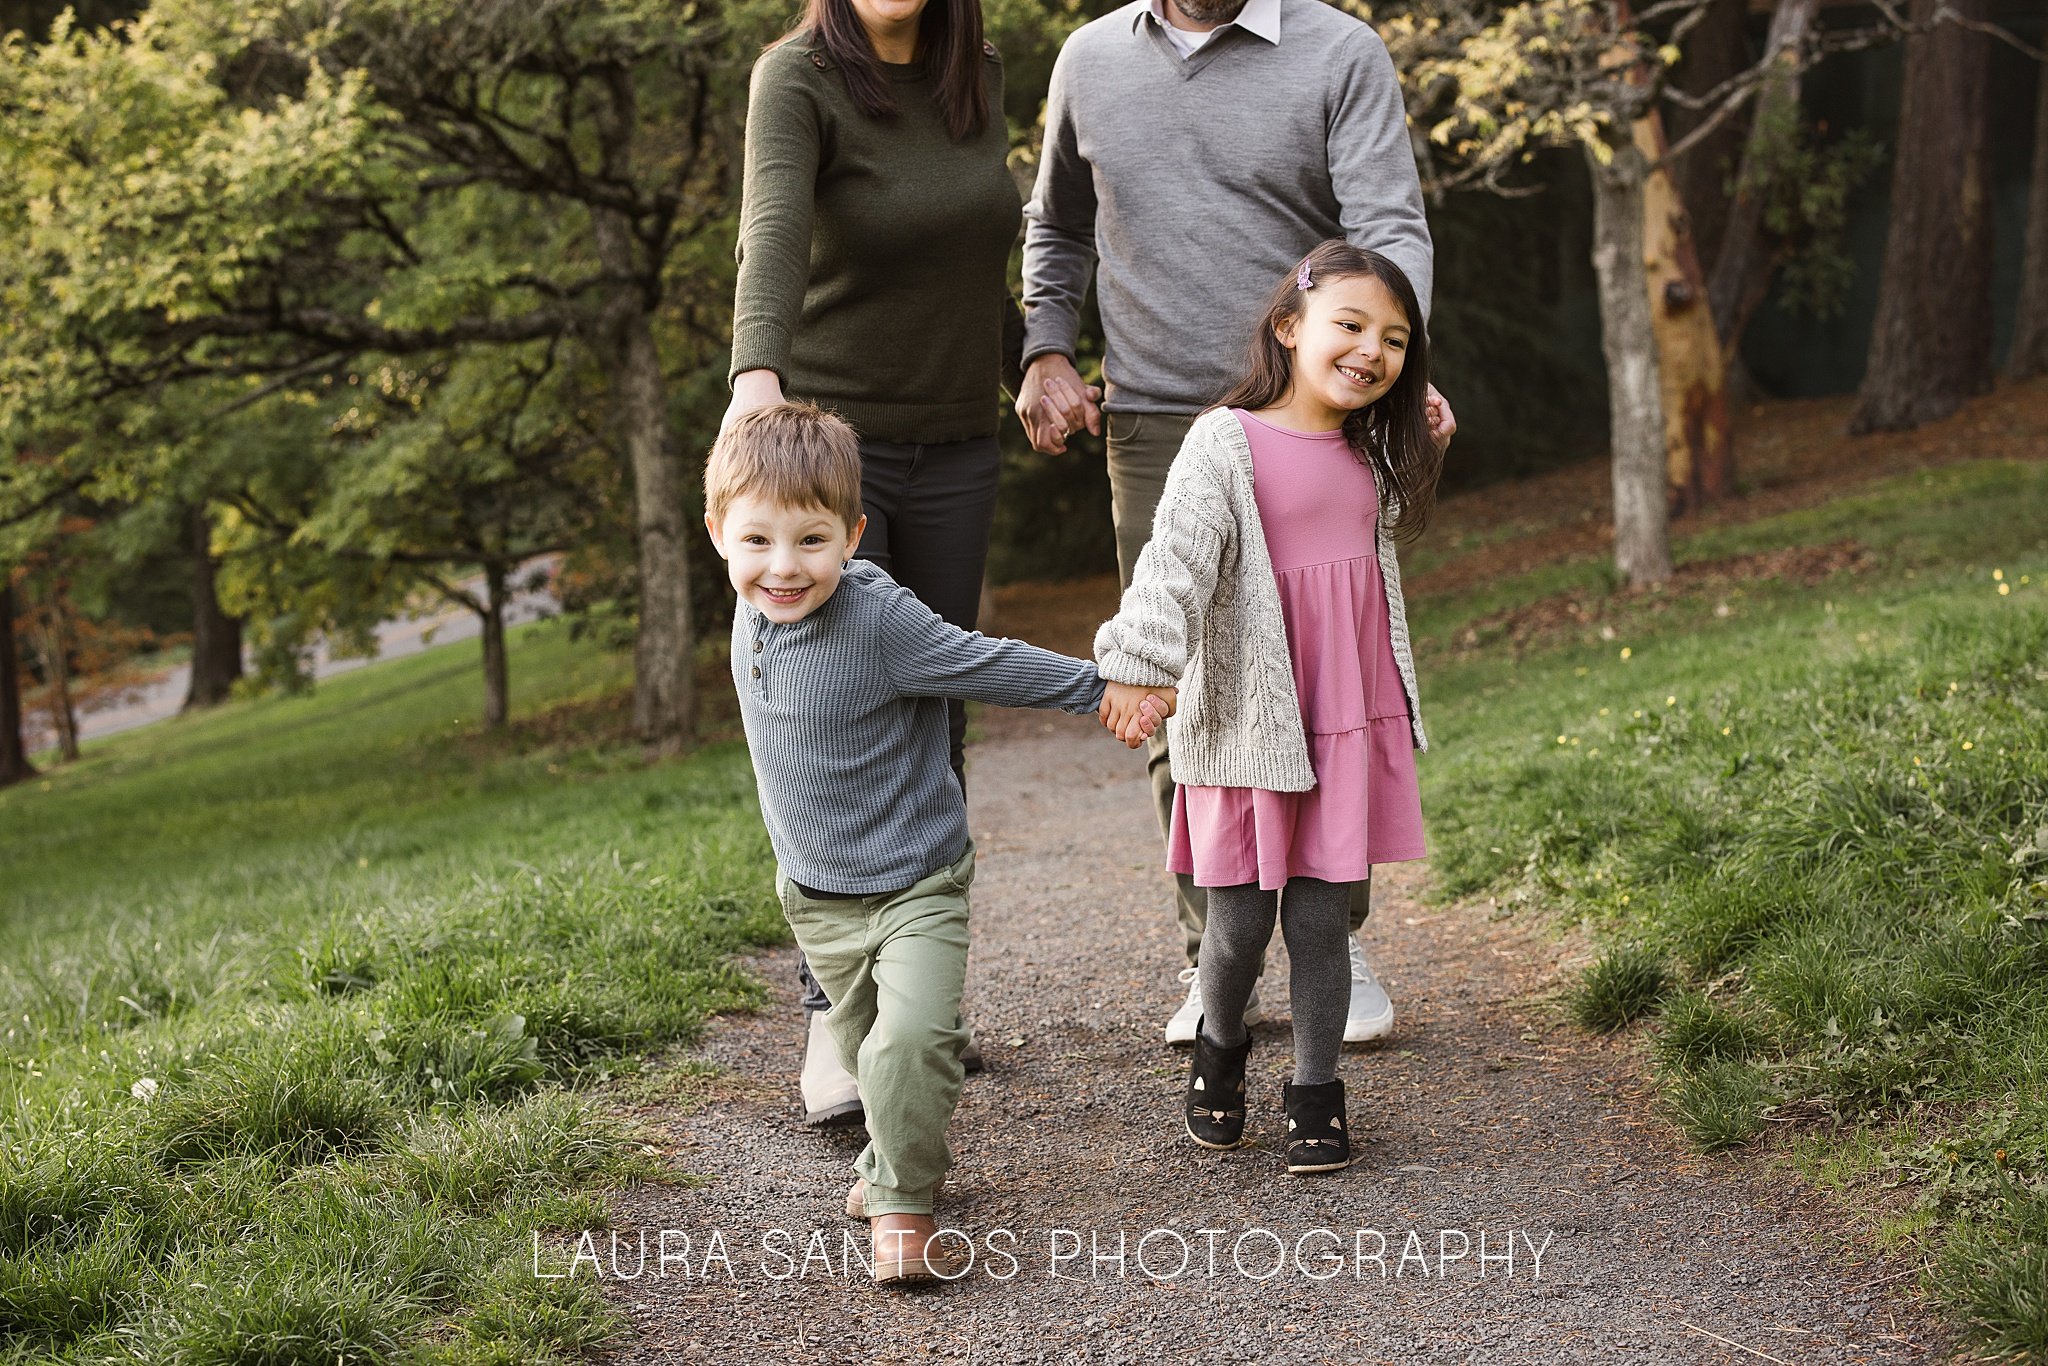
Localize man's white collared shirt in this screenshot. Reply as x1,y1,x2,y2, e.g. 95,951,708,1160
1144,0,1282,60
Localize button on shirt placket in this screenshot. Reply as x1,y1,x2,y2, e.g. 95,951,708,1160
749,617,770,700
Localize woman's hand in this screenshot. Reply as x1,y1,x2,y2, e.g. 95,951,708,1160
723,369,787,432
1016,354,1102,455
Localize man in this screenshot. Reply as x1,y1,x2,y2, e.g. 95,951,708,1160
1016,0,1456,1044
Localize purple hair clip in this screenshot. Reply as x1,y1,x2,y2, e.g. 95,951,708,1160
1296,261,1314,291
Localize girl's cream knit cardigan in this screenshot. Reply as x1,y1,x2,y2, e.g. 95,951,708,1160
1093,406,1427,793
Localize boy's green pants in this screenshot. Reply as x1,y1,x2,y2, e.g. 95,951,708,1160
777,841,974,1217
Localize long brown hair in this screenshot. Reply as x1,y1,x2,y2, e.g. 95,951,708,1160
784,0,990,142
1215,241,1442,540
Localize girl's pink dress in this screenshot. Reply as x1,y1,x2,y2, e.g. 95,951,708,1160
1167,409,1427,890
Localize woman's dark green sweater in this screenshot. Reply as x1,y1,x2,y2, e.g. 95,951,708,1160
730,37,1024,443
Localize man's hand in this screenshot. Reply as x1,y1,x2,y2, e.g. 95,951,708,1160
722,369,786,433
1016,353,1102,455
1099,682,1177,749
1425,383,1457,454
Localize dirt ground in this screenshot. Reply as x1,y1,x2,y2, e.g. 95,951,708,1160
596,699,1951,1364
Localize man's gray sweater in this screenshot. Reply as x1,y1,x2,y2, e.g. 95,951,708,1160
732,562,1106,895
1021,0,1433,414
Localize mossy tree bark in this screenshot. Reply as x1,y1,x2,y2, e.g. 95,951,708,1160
1635,109,1733,513
0,582,35,787
30,591,79,763
1850,0,1994,434
181,503,244,712
2007,58,2048,382
1704,0,1820,354
480,560,510,731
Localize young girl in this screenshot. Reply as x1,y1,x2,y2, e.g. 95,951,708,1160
1093,241,1445,1174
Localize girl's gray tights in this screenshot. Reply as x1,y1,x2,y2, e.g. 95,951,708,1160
1197,876,1357,1085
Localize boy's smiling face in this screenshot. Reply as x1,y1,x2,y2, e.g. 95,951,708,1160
706,495,867,625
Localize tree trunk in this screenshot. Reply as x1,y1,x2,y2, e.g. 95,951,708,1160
591,73,693,756
615,304,695,755
32,595,80,763
1634,109,1734,511
1589,142,1675,586
1666,0,1753,273
481,560,509,730
1850,0,1994,434
2007,56,2048,381
0,582,36,787
1706,0,1820,353
181,503,243,711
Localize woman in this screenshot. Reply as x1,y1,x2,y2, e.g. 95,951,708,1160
726,0,1018,1136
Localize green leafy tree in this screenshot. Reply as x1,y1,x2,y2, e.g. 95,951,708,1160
1,0,773,752
6,503,168,762
219,342,619,727
1385,0,1913,584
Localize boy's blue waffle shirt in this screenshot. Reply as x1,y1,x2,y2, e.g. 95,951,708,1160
732,561,1107,894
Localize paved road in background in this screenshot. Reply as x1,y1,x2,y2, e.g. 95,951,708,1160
28,558,561,752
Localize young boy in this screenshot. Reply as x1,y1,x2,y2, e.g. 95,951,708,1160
704,403,1169,1285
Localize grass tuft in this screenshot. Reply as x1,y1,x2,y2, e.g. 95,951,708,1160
1571,944,1670,1031
1936,1203,2048,1360
1651,991,1774,1070
146,1032,398,1169
1664,1060,1773,1152
0,1209,143,1342
379,1092,653,1212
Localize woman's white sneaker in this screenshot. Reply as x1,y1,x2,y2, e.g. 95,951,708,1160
1344,938,1395,1042
1165,966,1265,1045
799,1009,864,1127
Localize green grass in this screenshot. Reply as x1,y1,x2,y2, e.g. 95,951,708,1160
7,455,2045,1357
0,620,780,1362
1569,943,1670,1031
1416,457,2048,1351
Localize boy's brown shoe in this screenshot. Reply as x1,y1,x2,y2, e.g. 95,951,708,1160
845,1175,946,1220
870,1222,969,1286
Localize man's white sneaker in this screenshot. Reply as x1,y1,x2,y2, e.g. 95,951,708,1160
800,1010,864,1127
1343,938,1395,1042
1165,966,1265,1046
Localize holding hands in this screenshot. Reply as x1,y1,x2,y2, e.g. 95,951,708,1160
1016,354,1103,455
1425,383,1457,452
1099,682,1177,749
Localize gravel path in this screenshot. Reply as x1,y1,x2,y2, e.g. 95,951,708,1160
597,706,1950,1364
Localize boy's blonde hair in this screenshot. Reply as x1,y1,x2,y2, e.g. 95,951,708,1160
705,402,864,531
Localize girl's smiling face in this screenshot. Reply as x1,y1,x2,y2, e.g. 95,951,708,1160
1274,273,1411,430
